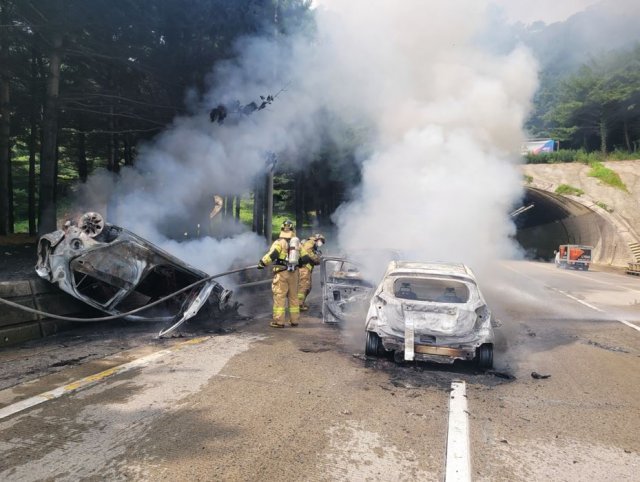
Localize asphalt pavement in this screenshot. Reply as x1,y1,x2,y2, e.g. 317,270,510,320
0,261,638,481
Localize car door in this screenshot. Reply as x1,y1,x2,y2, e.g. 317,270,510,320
320,257,375,323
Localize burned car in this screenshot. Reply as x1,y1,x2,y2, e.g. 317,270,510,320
36,212,232,337
364,261,494,368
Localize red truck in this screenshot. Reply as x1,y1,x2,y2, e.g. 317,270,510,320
554,245,592,271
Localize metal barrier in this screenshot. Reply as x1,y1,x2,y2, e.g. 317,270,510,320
627,262,640,276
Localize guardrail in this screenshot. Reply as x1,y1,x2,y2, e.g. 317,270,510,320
627,263,640,276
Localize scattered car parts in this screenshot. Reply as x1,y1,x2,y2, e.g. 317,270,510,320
320,256,375,324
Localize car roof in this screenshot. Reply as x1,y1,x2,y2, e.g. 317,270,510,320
384,261,476,281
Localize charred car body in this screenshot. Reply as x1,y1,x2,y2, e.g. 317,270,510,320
364,261,494,367
321,258,494,367
320,256,376,324
36,212,232,337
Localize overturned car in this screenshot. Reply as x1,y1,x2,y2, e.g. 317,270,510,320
36,212,232,337
364,261,494,368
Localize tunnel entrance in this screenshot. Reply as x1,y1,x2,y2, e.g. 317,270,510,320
514,188,609,261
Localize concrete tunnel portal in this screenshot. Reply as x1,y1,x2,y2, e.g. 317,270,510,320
514,187,625,264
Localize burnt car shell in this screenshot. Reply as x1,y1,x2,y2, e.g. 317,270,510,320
320,256,376,323
35,212,232,337
364,261,494,367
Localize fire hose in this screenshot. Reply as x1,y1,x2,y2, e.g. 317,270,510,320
0,265,258,338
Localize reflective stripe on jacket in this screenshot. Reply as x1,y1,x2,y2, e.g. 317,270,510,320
261,238,289,271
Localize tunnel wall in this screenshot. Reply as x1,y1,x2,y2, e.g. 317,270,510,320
521,187,633,266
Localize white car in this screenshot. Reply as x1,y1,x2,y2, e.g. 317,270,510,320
364,261,494,368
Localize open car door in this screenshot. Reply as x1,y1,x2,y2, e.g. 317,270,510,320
320,257,375,323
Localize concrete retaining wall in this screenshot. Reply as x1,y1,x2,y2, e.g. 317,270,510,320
0,277,89,347
523,161,640,266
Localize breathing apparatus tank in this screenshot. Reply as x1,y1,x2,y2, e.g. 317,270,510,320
287,237,301,271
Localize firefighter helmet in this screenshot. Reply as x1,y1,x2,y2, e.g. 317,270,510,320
279,219,295,239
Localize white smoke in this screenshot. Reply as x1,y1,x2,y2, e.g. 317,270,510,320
317,0,539,279
79,0,539,280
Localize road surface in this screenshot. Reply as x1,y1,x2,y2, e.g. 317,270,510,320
0,261,639,481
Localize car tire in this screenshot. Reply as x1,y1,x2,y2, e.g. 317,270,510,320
365,331,383,357
476,343,493,369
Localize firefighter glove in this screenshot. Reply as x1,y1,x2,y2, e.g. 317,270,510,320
257,260,266,269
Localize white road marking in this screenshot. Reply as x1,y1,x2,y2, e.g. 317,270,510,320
548,287,603,312
614,319,640,332
503,264,640,333
0,337,209,421
445,381,471,482
534,262,640,294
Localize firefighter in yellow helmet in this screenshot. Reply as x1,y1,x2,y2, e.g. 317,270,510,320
297,233,325,311
257,219,301,327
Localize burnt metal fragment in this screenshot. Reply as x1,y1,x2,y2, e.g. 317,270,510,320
531,371,551,379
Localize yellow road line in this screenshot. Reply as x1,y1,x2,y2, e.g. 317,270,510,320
0,337,209,421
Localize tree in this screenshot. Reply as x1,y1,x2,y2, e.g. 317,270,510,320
0,0,12,234
543,45,640,154
2,0,315,234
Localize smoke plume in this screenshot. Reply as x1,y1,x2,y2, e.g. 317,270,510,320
319,1,538,279
79,0,541,280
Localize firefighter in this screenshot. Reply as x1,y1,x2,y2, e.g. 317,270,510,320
257,220,301,327
297,233,325,311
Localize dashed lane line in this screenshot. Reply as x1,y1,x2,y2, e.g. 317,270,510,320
503,264,640,333
0,337,209,421
529,262,640,294
445,380,471,482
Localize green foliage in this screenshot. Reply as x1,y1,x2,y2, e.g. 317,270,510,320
555,184,584,196
538,45,640,154
524,149,577,164
575,150,606,164
524,147,640,164
587,162,628,191
237,194,312,240
595,201,613,213
238,196,254,228
2,0,315,233
523,174,533,184
607,149,637,161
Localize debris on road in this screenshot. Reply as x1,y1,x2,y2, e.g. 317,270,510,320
587,340,629,353
531,371,551,379
487,370,516,380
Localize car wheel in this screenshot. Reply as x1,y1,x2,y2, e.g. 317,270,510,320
365,331,383,357
476,343,493,369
